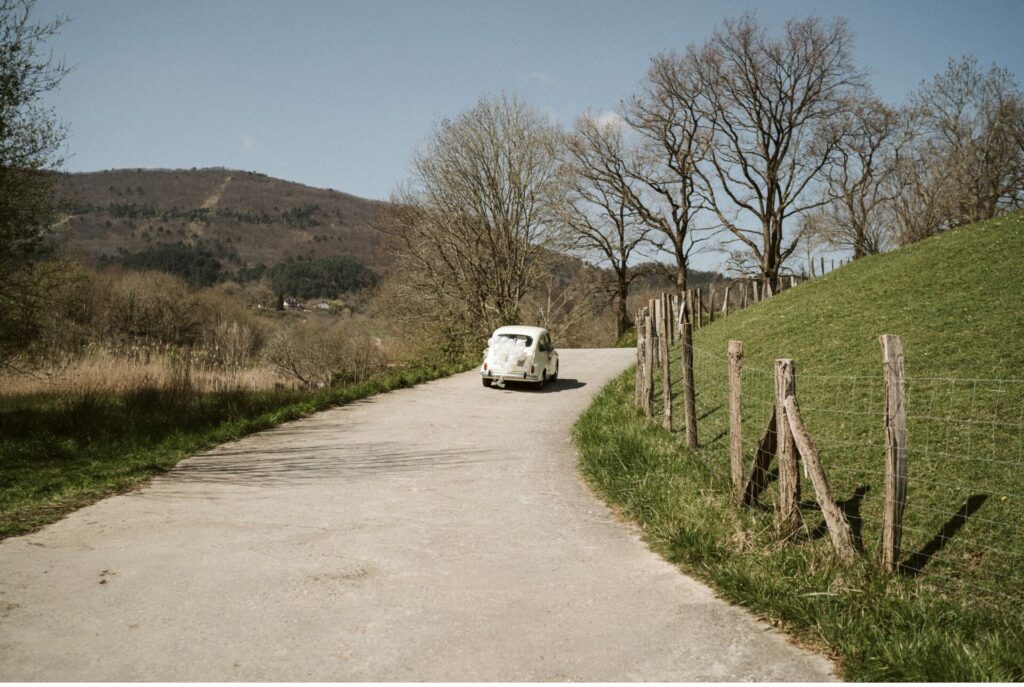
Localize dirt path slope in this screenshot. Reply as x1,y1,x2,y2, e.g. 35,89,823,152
0,349,834,681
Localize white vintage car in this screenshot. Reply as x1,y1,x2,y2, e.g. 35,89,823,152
480,325,559,389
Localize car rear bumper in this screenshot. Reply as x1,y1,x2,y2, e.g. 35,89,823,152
481,371,541,383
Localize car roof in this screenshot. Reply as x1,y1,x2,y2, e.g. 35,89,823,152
491,325,548,338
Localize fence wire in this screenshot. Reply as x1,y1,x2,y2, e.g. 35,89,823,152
674,340,1024,608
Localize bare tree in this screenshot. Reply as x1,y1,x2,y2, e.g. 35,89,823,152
815,97,903,257
384,95,564,339
693,15,866,293
908,56,1024,230
623,53,715,295
560,115,651,338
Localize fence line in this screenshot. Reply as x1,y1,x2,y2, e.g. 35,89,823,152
633,293,1024,608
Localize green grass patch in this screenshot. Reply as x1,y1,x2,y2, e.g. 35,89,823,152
0,359,472,539
575,211,1024,680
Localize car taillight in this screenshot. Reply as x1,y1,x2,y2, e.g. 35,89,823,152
483,362,488,371
530,364,535,374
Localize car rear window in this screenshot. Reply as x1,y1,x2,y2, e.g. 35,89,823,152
498,334,533,347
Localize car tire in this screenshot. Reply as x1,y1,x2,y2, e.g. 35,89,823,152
482,378,491,388
537,370,546,390
551,363,559,382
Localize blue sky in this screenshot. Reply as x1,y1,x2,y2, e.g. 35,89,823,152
35,0,1024,204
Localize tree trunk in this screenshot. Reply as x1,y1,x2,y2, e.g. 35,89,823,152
615,276,631,340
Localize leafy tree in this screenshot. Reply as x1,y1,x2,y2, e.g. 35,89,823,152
0,0,68,368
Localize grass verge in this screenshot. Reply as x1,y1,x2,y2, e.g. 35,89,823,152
0,359,472,539
574,212,1024,680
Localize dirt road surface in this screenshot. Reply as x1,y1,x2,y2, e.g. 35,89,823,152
0,349,835,681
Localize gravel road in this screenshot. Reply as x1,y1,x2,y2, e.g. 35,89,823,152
0,348,835,681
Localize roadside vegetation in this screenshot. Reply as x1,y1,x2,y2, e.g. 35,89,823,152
0,357,470,539
574,212,1024,680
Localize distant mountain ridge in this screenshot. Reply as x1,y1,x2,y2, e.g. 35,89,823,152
47,168,388,270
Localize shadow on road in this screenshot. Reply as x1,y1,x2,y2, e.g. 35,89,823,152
485,378,586,393
157,441,496,490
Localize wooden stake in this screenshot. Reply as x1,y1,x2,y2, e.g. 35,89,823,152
634,308,646,408
728,340,744,505
775,359,801,537
722,285,731,316
708,286,715,323
659,296,672,431
643,309,654,417
681,321,698,448
783,395,857,563
880,334,908,573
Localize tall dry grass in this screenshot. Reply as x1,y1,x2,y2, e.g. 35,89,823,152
0,350,295,397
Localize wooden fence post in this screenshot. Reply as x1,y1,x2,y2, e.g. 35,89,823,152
783,395,857,563
728,340,744,504
708,286,716,323
880,334,908,573
722,284,731,317
634,308,646,408
643,308,655,417
681,321,698,448
775,359,801,538
820,256,825,275
753,282,761,303
659,296,672,431
649,298,659,374
741,282,748,309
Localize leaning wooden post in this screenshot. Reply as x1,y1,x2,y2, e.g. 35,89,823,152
728,340,744,505
681,321,698,448
880,334,908,573
775,359,801,538
783,395,857,563
722,284,731,317
708,286,716,323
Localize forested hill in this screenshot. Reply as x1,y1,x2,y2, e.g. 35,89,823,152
47,168,388,270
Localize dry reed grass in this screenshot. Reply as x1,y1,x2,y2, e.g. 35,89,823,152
0,351,294,396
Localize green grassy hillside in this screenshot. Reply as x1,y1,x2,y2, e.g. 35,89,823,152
575,211,1024,680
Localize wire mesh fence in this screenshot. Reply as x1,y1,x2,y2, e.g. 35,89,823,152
677,338,1024,608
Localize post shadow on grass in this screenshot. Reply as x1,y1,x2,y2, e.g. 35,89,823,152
744,466,779,512
899,493,989,578
807,484,870,550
